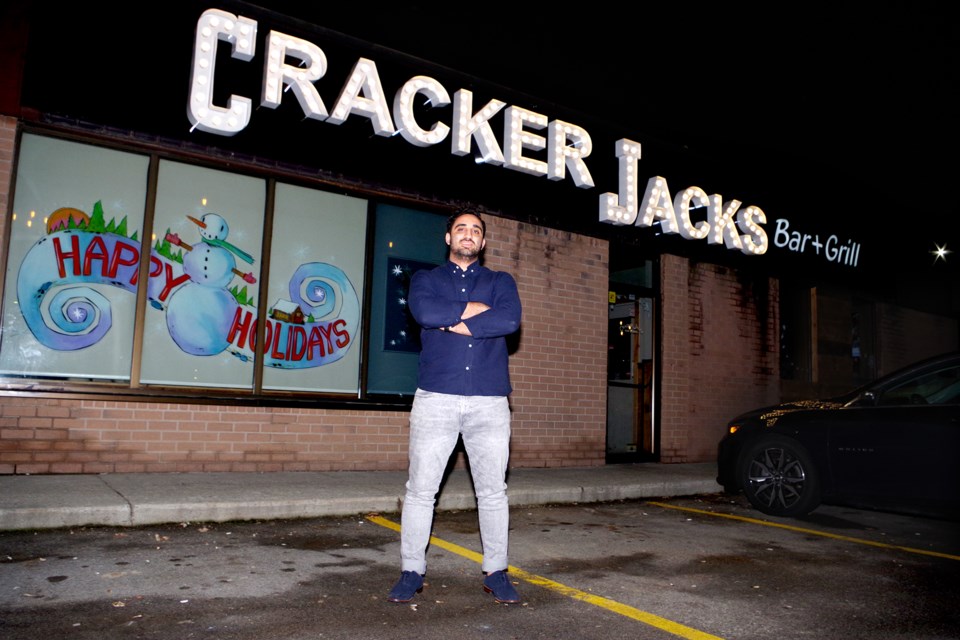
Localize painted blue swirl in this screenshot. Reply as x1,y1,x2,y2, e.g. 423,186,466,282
16,231,138,351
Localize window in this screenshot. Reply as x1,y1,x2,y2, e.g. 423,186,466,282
139,160,265,389
879,365,960,406
365,204,446,396
0,133,149,382
0,132,444,405
261,183,367,393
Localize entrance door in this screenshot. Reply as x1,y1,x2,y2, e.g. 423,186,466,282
606,296,656,462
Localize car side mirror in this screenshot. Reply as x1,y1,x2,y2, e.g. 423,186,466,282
849,391,877,407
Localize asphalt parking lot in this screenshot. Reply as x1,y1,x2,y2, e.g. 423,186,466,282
2,493,958,640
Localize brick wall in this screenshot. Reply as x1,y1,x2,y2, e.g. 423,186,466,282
1,120,787,474
0,190,611,474
0,400,414,474
801,287,959,399
496,220,608,469
659,255,780,462
0,116,13,243
876,302,959,373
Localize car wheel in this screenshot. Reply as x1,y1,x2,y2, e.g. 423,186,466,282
738,435,821,517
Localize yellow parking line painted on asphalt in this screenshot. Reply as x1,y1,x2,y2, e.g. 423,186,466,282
366,514,724,640
647,501,960,562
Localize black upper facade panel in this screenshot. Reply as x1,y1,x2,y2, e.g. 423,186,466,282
12,0,941,289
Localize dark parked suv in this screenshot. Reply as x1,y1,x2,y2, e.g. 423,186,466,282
717,351,960,519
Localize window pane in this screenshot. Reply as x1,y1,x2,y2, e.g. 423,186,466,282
0,134,148,381
261,183,367,393
366,204,447,395
139,160,264,388
881,366,960,406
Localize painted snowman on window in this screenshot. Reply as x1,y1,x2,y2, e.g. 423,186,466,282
165,213,256,356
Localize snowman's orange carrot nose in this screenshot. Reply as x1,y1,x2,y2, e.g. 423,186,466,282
187,215,206,228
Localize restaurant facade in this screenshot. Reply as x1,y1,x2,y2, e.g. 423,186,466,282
1,2,957,476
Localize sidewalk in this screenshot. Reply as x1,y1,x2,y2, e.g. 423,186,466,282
0,462,721,532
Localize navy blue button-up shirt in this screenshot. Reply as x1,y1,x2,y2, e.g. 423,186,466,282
409,260,522,396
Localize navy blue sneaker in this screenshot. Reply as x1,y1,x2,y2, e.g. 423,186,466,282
387,570,424,603
482,570,521,604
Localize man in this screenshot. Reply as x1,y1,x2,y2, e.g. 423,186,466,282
387,210,523,604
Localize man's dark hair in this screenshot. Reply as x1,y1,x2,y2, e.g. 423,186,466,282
446,209,486,236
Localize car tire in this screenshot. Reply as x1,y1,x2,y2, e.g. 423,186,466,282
738,434,821,517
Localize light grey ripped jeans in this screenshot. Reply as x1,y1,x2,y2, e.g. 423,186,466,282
400,389,511,575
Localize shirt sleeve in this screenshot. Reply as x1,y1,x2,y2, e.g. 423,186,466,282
408,268,466,329
463,271,522,339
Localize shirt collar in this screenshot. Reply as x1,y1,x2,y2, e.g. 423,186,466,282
448,260,479,274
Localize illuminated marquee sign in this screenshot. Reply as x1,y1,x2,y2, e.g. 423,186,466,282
186,8,770,255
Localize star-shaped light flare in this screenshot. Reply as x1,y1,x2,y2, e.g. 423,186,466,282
931,243,951,263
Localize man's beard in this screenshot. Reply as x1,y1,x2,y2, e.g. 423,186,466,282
451,243,480,260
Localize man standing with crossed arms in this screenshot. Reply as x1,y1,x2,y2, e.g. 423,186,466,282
387,210,523,604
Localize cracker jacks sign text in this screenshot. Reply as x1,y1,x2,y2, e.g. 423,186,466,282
187,8,775,257
186,8,869,266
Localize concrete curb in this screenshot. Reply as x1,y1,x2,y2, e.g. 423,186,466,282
0,463,722,531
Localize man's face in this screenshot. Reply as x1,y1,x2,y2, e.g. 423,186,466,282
446,214,485,260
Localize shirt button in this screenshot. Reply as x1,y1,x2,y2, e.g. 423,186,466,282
468,343,472,348
461,288,466,292
465,366,470,370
